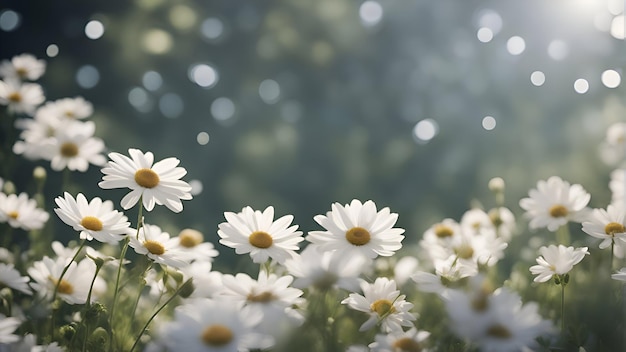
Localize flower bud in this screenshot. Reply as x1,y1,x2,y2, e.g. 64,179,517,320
488,177,505,193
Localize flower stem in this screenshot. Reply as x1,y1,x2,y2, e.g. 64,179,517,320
556,225,570,245
50,239,86,337
108,236,130,352
560,281,566,335
611,240,615,273
82,263,102,352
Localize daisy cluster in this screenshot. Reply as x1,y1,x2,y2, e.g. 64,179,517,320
0,52,625,352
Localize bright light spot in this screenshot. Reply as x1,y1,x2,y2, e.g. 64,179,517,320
0,10,20,32
128,87,149,109
482,116,496,130
359,1,383,26
211,97,235,121
196,132,210,145
46,44,59,58
189,64,218,88
169,5,197,31
594,12,613,32
530,71,546,86
85,20,104,40
142,71,162,91
601,69,621,88
506,36,525,55
608,0,624,15
201,18,224,40
574,79,589,94
259,79,280,104
189,180,203,195
478,9,502,34
142,29,173,54
159,93,184,118
76,65,100,89
476,28,493,43
413,119,438,143
610,16,625,40
547,40,568,61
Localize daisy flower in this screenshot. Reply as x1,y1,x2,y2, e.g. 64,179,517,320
0,54,46,81
369,327,431,352
0,79,45,115
0,314,22,344
487,206,516,240
44,96,94,120
54,192,131,244
174,228,219,263
129,224,191,269
28,256,101,304
519,176,591,232
158,299,274,352
41,121,106,172
218,206,303,264
611,169,625,208
179,261,224,300
307,199,405,260
99,148,192,212
581,204,626,251
0,192,49,231
460,208,494,235
341,277,416,333
529,245,589,283
0,263,32,295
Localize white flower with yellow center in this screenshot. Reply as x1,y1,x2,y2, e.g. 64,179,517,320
582,204,626,252
179,261,224,300
218,206,303,264
41,120,106,172
174,228,219,263
369,327,431,352
461,208,494,235
529,245,589,283
0,314,22,344
99,148,192,213
611,169,625,208
487,206,516,241
129,224,191,269
158,299,274,352
27,256,100,304
0,192,49,231
0,263,31,295
307,199,405,260
341,277,416,333
0,54,46,81
0,79,44,115
54,192,131,244
42,96,93,120
13,112,68,161
519,176,591,232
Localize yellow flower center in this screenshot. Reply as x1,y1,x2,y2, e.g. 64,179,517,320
392,337,422,352
81,216,103,231
471,293,489,312
143,240,165,255
65,110,75,118
486,324,512,339
7,211,19,219
247,291,275,303
248,231,273,249
488,209,503,227
434,224,454,238
134,168,160,188
16,67,28,77
454,244,474,259
370,299,395,317
605,222,626,236
50,277,74,295
60,142,79,157
201,324,233,347
8,92,21,102
179,229,204,248
549,204,568,218
345,226,371,246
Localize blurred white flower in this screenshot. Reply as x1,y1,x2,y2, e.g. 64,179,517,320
218,206,303,265
0,192,49,231
581,204,626,252
419,219,462,262
0,314,22,344
612,267,626,282
39,96,93,120
519,176,591,232
99,148,192,212
13,111,69,161
0,79,44,115
411,255,477,297
174,228,219,263
41,121,106,172
393,256,419,287
179,261,224,300
307,199,405,260
13,333,65,352
529,245,589,283
369,326,430,352
461,208,494,235
0,54,46,81
611,169,625,208
54,192,131,244
0,263,31,295
341,277,416,333
487,206,516,240
129,224,191,269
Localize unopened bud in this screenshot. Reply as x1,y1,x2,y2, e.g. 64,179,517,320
488,177,505,193
33,166,47,181
179,278,195,298
2,181,16,195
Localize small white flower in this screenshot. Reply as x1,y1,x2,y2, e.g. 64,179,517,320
42,121,106,172
369,327,431,352
43,96,94,120
529,245,589,283
99,148,192,212
487,206,517,241
461,208,494,235
341,277,416,333
0,263,31,295
28,256,102,304
519,176,591,232
307,199,405,260
0,54,46,81
0,79,45,115
175,228,219,263
419,218,462,262
0,314,22,344
582,204,626,251
54,192,131,244
0,192,49,231
13,112,68,161
218,206,303,264
129,224,191,268
179,262,224,300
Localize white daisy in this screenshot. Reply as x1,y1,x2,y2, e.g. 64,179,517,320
175,228,220,263
612,267,626,282
13,112,69,161
158,299,274,352
487,206,516,241
0,314,22,344
0,192,49,231
0,79,45,115
369,327,431,352
519,176,591,232
411,255,477,297
529,245,589,283
179,262,224,300
581,204,626,252
0,262,32,295
611,169,625,208
460,208,494,235
307,199,405,260
341,277,416,333
0,54,46,81
218,206,303,264
54,192,131,244
44,96,93,120
28,256,100,304
41,121,106,172
129,224,191,269
99,148,192,212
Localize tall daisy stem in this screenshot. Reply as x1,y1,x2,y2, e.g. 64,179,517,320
82,262,103,352
108,236,130,352
611,240,615,273
560,283,565,335
556,225,571,246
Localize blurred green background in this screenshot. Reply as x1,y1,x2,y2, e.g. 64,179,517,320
1,0,624,263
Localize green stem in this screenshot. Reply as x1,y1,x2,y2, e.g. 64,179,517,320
82,262,102,352
556,225,571,245
108,237,130,352
50,239,86,337
611,240,615,273
129,279,191,352
560,282,566,335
